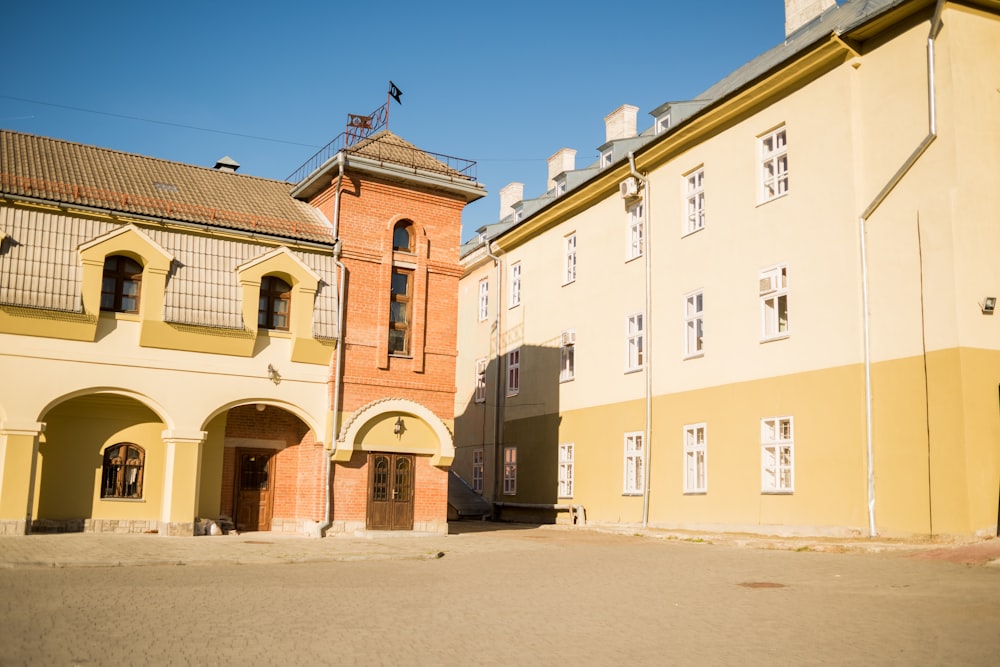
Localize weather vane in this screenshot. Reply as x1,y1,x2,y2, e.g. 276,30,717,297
344,81,403,148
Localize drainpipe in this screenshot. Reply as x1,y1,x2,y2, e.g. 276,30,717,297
629,152,652,527
857,0,943,538
483,239,504,512
317,152,346,537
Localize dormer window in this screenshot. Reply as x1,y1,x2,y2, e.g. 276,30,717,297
258,276,291,330
656,113,671,134
393,220,415,253
600,148,614,168
101,255,142,313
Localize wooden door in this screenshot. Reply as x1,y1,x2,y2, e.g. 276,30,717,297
235,450,274,532
366,453,414,531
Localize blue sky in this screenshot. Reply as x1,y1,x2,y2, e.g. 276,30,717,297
1,0,788,241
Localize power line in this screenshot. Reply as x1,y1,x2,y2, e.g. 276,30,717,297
0,95,320,148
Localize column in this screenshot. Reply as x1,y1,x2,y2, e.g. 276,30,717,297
160,429,206,536
0,421,44,535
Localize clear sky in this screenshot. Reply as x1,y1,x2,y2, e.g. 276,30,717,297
1,0,788,242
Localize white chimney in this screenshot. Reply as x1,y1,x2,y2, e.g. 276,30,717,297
499,182,524,220
547,148,576,191
785,0,836,37
604,105,639,143
213,156,240,172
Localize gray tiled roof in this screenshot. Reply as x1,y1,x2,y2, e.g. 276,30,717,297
0,130,335,244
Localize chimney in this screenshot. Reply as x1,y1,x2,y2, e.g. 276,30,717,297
213,156,240,173
547,148,577,191
604,104,639,143
785,0,836,37
499,182,524,220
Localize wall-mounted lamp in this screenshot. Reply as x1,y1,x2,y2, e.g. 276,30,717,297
267,363,282,385
393,416,405,438
981,296,996,315
255,403,266,412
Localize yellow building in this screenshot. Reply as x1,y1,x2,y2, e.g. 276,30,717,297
454,0,1000,538
0,117,483,535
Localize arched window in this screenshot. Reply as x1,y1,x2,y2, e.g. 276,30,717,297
392,220,414,253
258,276,291,330
101,255,142,313
101,443,144,499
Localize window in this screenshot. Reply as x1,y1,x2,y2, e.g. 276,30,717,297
474,358,487,403
685,291,704,357
503,447,517,495
684,424,707,493
760,126,788,202
509,262,521,308
101,255,142,313
655,114,671,134
478,278,489,322
258,275,291,330
564,234,577,284
472,449,484,493
559,330,575,382
389,268,413,355
761,417,794,492
760,265,789,340
686,168,705,234
627,201,644,260
600,148,613,168
626,313,644,371
558,444,574,498
392,220,414,252
101,443,144,499
623,432,644,495
506,348,520,396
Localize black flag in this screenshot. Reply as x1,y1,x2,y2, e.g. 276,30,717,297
389,81,402,104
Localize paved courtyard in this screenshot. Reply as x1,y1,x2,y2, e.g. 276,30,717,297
1,524,999,665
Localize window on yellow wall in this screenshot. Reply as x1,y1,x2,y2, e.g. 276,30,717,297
389,267,413,355
258,276,291,330
101,443,144,499
101,255,142,313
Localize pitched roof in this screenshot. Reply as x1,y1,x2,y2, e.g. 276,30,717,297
346,131,469,179
0,130,335,244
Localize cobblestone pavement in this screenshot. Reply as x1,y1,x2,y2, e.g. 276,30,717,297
1,524,999,665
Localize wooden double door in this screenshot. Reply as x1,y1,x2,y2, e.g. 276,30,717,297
366,453,414,530
235,450,275,532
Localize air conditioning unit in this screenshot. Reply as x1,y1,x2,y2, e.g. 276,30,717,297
561,330,576,347
619,177,639,199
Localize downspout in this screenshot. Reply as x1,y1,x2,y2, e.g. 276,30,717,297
483,239,504,513
629,152,652,527
857,1,943,538
317,152,346,537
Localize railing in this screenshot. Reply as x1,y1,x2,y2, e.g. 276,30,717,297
286,132,477,185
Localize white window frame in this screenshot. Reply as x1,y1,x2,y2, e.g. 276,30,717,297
600,148,613,168
564,233,577,285
509,261,522,308
472,448,484,493
474,358,487,403
627,201,644,261
478,278,489,322
558,443,574,498
685,167,705,235
623,432,644,495
684,290,704,358
683,423,707,493
761,417,794,493
506,348,520,397
759,264,789,341
626,313,644,372
559,329,575,382
760,126,788,202
655,113,671,135
503,446,517,495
